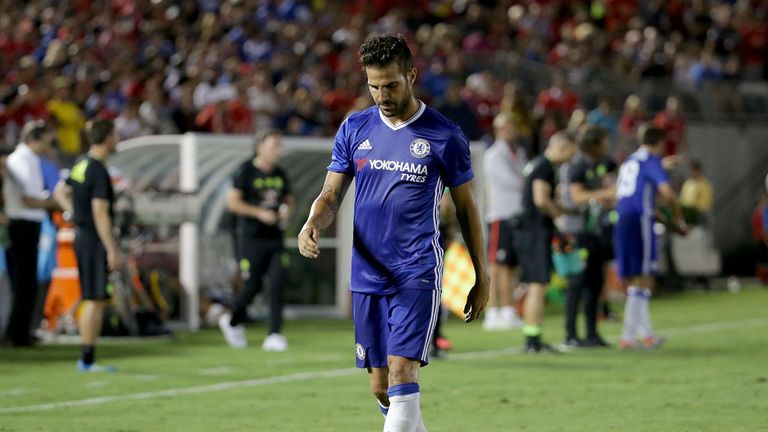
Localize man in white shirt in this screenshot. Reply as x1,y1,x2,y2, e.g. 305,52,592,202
4,120,58,346
482,113,528,330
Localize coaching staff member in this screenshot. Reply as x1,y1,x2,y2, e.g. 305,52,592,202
4,120,58,346
55,119,121,372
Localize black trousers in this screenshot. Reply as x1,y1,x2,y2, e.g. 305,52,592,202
6,219,41,346
230,237,285,334
564,232,605,341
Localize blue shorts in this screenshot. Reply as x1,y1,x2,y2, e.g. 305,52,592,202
614,212,658,278
352,289,440,369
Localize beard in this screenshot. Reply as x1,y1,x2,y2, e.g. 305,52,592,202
378,87,412,118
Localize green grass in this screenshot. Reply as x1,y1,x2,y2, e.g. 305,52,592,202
1,287,767,431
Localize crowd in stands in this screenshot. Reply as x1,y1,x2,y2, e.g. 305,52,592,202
1,0,766,162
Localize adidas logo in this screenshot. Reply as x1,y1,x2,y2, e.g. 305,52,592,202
358,139,373,150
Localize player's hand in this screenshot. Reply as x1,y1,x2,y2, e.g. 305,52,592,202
298,225,320,259
257,209,279,225
463,271,490,323
107,248,124,272
672,219,688,236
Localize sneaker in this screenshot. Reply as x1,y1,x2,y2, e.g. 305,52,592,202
560,337,582,351
218,313,247,348
619,339,638,350
642,335,667,350
435,336,453,351
77,360,117,373
525,341,562,354
262,333,288,352
582,335,610,348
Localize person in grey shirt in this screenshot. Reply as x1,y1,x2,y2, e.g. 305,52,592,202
558,126,616,348
482,113,527,331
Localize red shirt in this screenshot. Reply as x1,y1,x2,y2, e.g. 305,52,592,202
653,111,686,156
535,87,580,117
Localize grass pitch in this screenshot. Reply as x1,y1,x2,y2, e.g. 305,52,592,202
1,286,767,431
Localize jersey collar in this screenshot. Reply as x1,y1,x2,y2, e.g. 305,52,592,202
378,100,426,131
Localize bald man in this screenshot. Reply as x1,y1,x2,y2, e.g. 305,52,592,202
514,131,577,353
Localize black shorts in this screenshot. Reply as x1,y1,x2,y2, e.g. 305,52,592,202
74,228,110,301
488,219,517,266
514,224,552,284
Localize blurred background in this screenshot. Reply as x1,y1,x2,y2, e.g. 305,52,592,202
1,0,767,334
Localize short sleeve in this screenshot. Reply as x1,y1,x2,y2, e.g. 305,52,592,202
647,157,669,188
231,162,249,192
7,153,37,197
90,164,111,200
529,159,552,185
442,127,474,188
327,119,353,175
568,160,589,185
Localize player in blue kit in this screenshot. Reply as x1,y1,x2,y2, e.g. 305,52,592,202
298,33,489,432
614,126,686,349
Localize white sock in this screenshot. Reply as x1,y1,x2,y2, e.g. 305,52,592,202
384,384,424,432
484,307,499,322
621,287,640,341
500,306,518,321
637,288,654,339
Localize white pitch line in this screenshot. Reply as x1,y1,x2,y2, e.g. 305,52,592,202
1,316,766,415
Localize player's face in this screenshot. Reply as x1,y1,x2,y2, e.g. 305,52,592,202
365,63,416,119
258,134,283,165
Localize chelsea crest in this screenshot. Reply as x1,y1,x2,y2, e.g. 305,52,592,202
410,139,430,159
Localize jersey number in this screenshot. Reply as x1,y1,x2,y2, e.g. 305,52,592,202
616,160,640,199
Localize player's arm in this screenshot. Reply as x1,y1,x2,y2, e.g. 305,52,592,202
298,171,352,259
533,179,566,218
227,187,278,225
658,182,687,235
570,182,616,207
449,180,490,323
92,198,122,271
53,180,74,215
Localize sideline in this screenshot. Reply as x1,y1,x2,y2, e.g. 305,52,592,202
2,316,766,414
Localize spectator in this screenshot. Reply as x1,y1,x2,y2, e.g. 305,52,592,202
618,94,647,157
46,77,86,162
115,100,150,141
679,159,713,226
433,80,482,141
653,96,687,157
499,82,535,154
587,96,620,154
3,120,58,346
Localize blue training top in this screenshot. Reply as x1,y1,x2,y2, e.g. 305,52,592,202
616,147,669,216
328,101,473,295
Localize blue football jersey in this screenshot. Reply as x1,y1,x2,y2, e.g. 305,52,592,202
328,101,474,294
615,147,669,216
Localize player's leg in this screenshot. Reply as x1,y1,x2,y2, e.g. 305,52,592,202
352,292,391,419
385,356,424,432
615,214,643,348
583,234,607,346
519,225,552,352
262,241,287,351
219,237,265,347
563,253,585,345
384,289,440,431
76,232,114,372
484,220,502,330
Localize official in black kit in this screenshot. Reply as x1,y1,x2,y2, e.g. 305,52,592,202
54,119,121,372
218,129,294,351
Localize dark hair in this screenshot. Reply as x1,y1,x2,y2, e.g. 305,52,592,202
358,33,414,74
690,159,703,171
20,119,51,143
253,128,281,152
85,119,115,145
639,125,666,146
578,125,607,151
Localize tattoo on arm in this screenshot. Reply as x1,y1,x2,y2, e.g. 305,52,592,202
319,184,340,213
